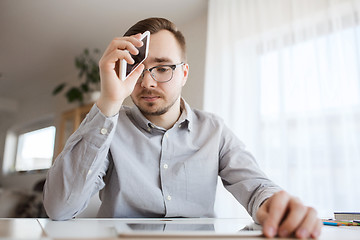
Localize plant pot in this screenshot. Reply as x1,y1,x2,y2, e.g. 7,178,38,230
84,91,101,105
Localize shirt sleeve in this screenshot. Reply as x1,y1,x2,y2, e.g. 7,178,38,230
218,124,282,223
43,104,118,220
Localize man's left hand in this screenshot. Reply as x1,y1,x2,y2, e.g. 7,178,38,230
256,191,322,238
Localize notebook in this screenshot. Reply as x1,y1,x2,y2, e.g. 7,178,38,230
334,212,360,221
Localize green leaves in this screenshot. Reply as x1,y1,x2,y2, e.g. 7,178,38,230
52,83,66,95
66,87,83,103
74,48,100,85
52,48,100,105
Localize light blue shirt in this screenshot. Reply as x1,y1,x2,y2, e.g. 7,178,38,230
44,99,281,221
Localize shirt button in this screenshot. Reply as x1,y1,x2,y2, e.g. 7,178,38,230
178,124,182,128
147,127,151,132
163,164,168,169
167,195,172,201
100,128,108,135
87,170,92,175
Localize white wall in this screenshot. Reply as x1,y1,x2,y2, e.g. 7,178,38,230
180,10,207,110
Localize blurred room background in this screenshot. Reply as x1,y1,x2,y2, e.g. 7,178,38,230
0,0,359,219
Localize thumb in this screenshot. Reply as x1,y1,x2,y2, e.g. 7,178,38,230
256,199,270,225
256,206,268,225
256,199,277,238
124,64,145,88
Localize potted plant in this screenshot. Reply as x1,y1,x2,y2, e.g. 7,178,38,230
52,48,101,105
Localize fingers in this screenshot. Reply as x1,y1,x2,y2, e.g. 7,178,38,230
278,197,306,237
106,35,143,57
100,35,143,70
123,64,144,88
262,191,290,238
294,208,322,239
279,200,322,239
258,191,322,239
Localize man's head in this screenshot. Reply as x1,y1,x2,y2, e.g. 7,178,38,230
124,17,187,62
127,18,189,123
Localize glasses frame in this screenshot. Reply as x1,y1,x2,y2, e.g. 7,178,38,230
139,62,185,83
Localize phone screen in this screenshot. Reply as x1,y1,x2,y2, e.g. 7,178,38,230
125,34,149,77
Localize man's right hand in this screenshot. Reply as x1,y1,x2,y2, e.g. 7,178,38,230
96,34,145,117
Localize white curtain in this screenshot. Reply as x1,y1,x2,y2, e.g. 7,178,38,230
207,0,360,218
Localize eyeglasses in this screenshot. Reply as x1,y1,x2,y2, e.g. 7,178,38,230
138,62,185,83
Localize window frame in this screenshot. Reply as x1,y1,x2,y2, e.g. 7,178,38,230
3,119,56,175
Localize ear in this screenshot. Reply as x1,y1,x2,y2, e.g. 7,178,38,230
181,63,189,87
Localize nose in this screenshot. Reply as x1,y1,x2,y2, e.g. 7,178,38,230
140,69,157,88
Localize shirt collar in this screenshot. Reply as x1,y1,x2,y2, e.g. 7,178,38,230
130,98,193,132
179,98,193,132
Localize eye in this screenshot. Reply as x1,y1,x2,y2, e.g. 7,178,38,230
155,66,171,73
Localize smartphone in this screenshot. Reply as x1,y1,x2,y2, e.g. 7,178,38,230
119,31,150,81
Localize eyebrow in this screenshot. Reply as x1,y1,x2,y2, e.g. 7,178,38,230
151,57,173,64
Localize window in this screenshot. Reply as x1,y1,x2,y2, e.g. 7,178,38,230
257,25,360,214
205,0,360,217
9,126,56,172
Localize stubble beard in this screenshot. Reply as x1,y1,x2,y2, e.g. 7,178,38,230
132,90,180,116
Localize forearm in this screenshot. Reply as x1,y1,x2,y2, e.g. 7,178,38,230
43,104,118,220
222,164,281,223
218,126,282,222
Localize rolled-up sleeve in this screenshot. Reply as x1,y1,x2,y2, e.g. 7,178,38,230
43,104,118,220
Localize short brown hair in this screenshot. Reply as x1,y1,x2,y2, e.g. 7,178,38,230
124,17,187,61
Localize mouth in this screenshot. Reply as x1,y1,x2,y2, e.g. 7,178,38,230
141,95,161,102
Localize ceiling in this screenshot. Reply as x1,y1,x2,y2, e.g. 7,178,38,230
0,0,208,112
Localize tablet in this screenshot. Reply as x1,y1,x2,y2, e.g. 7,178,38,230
115,221,263,237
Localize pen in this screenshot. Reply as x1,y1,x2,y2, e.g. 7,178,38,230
323,221,340,226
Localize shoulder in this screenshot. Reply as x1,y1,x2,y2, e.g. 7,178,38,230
189,107,242,144
190,107,225,128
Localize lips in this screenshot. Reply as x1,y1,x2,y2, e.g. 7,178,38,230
141,95,160,102
139,90,163,102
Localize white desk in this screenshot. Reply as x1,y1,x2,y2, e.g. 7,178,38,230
1,218,359,239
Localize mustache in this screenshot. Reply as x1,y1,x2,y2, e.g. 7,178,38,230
139,89,163,97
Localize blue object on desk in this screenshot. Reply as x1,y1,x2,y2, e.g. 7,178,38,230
323,221,339,226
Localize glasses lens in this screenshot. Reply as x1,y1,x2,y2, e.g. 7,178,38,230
152,66,173,82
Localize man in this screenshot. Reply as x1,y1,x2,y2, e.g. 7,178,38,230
44,18,322,238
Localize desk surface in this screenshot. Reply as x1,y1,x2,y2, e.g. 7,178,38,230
0,218,359,240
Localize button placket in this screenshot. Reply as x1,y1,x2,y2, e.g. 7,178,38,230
160,130,174,214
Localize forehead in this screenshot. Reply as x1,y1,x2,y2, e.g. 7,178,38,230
144,30,182,65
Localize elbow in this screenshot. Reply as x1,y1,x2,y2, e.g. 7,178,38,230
43,189,75,221
43,197,72,221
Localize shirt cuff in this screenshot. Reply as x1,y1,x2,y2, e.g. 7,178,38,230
78,104,119,148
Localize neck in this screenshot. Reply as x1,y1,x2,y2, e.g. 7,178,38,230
145,98,182,130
